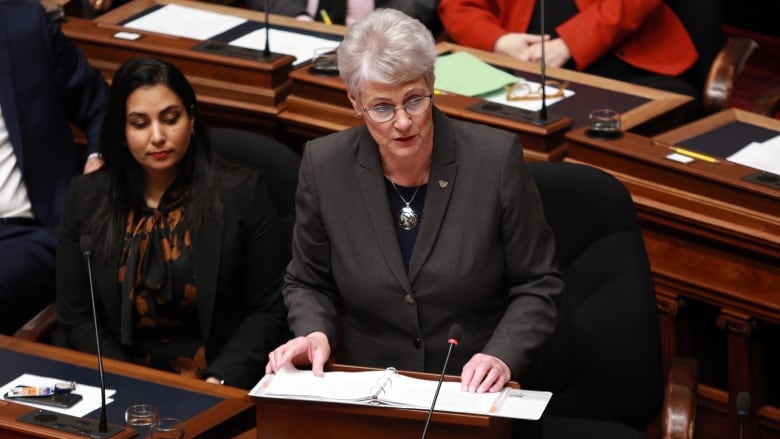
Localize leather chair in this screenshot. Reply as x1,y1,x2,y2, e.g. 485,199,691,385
526,162,697,439
14,127,301,342
667,0,759,115
207,126,300,256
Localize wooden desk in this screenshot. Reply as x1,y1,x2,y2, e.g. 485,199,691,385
280,41,691,161
0,335,254,438
564,108,780,439
62,0,340,136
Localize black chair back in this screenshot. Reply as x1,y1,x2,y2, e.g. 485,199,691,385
527,162,663,437
207,127,300,252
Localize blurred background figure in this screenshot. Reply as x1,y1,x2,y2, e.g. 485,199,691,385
439,0,700,113
261,0,443,35
0,0,109,335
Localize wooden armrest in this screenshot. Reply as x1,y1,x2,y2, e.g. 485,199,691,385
751,85,780,117
662,357,699,439
13,303,58,341
702,37,759,114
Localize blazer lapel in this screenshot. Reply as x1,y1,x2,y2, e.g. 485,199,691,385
193,217,222,344
408,109,458,282
356,128,412,292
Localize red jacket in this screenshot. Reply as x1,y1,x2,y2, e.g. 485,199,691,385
439,0,698,76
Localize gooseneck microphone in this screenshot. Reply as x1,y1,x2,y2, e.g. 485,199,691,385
421,324,462,439
263,0,271,58
80,235,108,433
539,0,548,121
737,391,751,439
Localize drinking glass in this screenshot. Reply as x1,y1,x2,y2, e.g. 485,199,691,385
151,417,185,439
586,108,623,139
125,404,159,439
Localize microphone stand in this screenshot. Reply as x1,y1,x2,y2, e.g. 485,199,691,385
421,324,462,439
263,0,271,58
539,0,548,121
83,244,108,433
17,237,122,438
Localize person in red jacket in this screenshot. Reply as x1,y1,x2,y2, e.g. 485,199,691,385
439,0,700,107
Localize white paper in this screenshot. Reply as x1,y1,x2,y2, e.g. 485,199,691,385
666,152,696,164
492,389,552,421
229,28,341,66
727,134,780,175
1,373,116,418
482,81,575,112
249,367,550,420
123,4,246,41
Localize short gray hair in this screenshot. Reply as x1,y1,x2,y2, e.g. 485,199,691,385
337,8,437,101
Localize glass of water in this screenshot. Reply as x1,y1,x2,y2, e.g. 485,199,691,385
125,404,159,438
151,417,186,439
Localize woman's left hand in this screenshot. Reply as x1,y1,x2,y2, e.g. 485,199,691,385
460,353,511,393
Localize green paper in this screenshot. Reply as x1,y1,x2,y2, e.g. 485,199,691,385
434,51,520,97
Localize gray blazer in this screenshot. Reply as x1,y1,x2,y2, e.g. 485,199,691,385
284,108,562,378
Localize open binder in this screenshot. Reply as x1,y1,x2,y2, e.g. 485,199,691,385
249,367,551,420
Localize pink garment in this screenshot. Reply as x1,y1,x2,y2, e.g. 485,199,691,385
302,0,375,25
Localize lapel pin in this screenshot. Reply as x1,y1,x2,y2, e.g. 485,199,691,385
438,180,448,189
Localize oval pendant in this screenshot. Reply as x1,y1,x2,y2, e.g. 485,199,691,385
398,206,418,231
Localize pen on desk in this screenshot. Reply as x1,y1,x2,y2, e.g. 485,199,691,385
651,140,720,164
320,9,333,25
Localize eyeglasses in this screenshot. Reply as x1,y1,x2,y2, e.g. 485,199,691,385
362,95,433,123
504,80,569,101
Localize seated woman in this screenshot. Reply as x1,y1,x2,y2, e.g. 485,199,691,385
56,57,289,389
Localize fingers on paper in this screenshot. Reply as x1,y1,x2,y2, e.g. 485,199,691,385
460,353,511,393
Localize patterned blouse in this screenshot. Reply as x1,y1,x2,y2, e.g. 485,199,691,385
117,181,207,379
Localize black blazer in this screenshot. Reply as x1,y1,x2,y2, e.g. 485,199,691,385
56,167,288,389
284,108,562,378
0,0,108,234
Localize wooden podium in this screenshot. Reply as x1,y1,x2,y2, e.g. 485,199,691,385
250,365,515,439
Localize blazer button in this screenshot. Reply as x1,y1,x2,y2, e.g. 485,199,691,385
403,294,415,305
414,337,423,349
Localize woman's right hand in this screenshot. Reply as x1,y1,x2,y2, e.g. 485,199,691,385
494,33,549,62
265,331,331,376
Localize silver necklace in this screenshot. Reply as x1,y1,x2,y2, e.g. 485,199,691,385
389,177,425,231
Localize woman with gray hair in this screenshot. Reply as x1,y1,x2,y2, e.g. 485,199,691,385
266,8,562,395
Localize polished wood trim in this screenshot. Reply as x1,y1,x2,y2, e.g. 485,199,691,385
0,336,253,438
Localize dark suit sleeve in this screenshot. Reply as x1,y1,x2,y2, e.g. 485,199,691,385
282,142,342,343
204,172,289,388
56,175,129,360
46,9,109,154
481,135,562,377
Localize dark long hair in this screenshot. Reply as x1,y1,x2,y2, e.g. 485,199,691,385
85,57,222,261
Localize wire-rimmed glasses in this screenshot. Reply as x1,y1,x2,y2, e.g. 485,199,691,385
362,95,433,123
504,79,569,101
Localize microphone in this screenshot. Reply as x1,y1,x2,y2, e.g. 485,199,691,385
737,391,751,439
16,236,122,437
263,0,271,58
80,235,109,434
421,324,462,439
539,0,548,121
